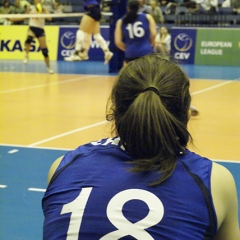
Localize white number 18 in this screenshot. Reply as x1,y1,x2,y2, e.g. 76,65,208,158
61,188,164,239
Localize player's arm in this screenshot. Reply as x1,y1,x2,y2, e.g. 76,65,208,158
8,6,29,22
43,7,52,21
114,19,126,51
146,14,157,46
211,162,240,240
47,156,63,183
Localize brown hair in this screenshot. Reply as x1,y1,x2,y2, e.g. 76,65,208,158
107,54,192,185
123,0,139,24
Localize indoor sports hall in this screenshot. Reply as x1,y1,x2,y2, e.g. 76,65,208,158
1,0,240,239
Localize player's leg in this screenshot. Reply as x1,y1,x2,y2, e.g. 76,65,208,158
38,35,54,74
24,28,35,64
64,15,93,61
92,22,113,64
65,5,113,64
76,15,96,60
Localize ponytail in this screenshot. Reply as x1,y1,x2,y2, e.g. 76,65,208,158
107,54,192,185
123,0,139,24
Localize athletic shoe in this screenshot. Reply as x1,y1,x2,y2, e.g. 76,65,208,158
64,53,81,62
79,52,89,60
64,52,88,62
48,68,54,74
104,51,113,65
190,106,199,116
23,55,28,64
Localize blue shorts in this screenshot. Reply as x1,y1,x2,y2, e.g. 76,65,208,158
85,5,101,21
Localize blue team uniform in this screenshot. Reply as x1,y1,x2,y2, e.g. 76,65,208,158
83,0,101,7
122,13,153,59
83,0,101,20
42,137,217,239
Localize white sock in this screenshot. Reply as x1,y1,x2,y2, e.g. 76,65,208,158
93,33,109,53
75,30,85,51
82,33,91,54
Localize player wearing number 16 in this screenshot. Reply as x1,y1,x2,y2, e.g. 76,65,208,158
114,0,156,66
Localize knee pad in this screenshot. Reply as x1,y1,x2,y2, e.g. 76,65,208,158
25,36,34,45
82,33,91,52
41,48,48,57
75,30,85,51
93,33,108,51
77,30,85,42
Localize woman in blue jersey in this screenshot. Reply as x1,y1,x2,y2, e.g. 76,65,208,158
114,0,156,66
42,54,239,239
64,0,113,64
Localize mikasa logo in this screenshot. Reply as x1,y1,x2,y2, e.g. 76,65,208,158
0,39,40,52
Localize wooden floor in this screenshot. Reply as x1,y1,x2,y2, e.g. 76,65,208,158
1,69,240,162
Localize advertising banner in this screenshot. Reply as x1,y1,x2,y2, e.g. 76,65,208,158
0,26,58,60
171,28,197,64
57,26,110,61
195,28,240,66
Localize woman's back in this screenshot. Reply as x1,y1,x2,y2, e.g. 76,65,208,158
122,13,152,58
43,137,217,239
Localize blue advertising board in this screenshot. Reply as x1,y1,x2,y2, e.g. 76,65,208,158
57,26,110,61
171,28,197,64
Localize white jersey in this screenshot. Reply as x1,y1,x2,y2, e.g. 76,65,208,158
29,5,45,29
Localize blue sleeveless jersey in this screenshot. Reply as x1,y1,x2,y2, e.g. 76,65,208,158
122,13,153,59
42,137,217,239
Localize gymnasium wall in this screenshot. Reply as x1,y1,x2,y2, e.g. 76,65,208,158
0,25,109,61
1,25,240,66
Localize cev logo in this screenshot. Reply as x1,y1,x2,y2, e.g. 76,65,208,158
60,31,76,49
174,33,193,52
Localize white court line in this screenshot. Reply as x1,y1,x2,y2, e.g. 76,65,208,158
0,143,71,151
27,80,234,147
28,120,108,147
0,75,100,94
0,185,7,188
28,188,46,192
213,159,240,164
8,149,19,154
191,81,233,95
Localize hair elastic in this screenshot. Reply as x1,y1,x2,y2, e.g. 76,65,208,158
142,87,160,96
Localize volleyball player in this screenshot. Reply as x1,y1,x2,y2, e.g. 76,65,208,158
23,0,54,74
114,0,156,66
42,54,239,239
64,0,113,65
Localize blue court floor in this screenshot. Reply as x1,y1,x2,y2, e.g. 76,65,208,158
1,59,240,80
